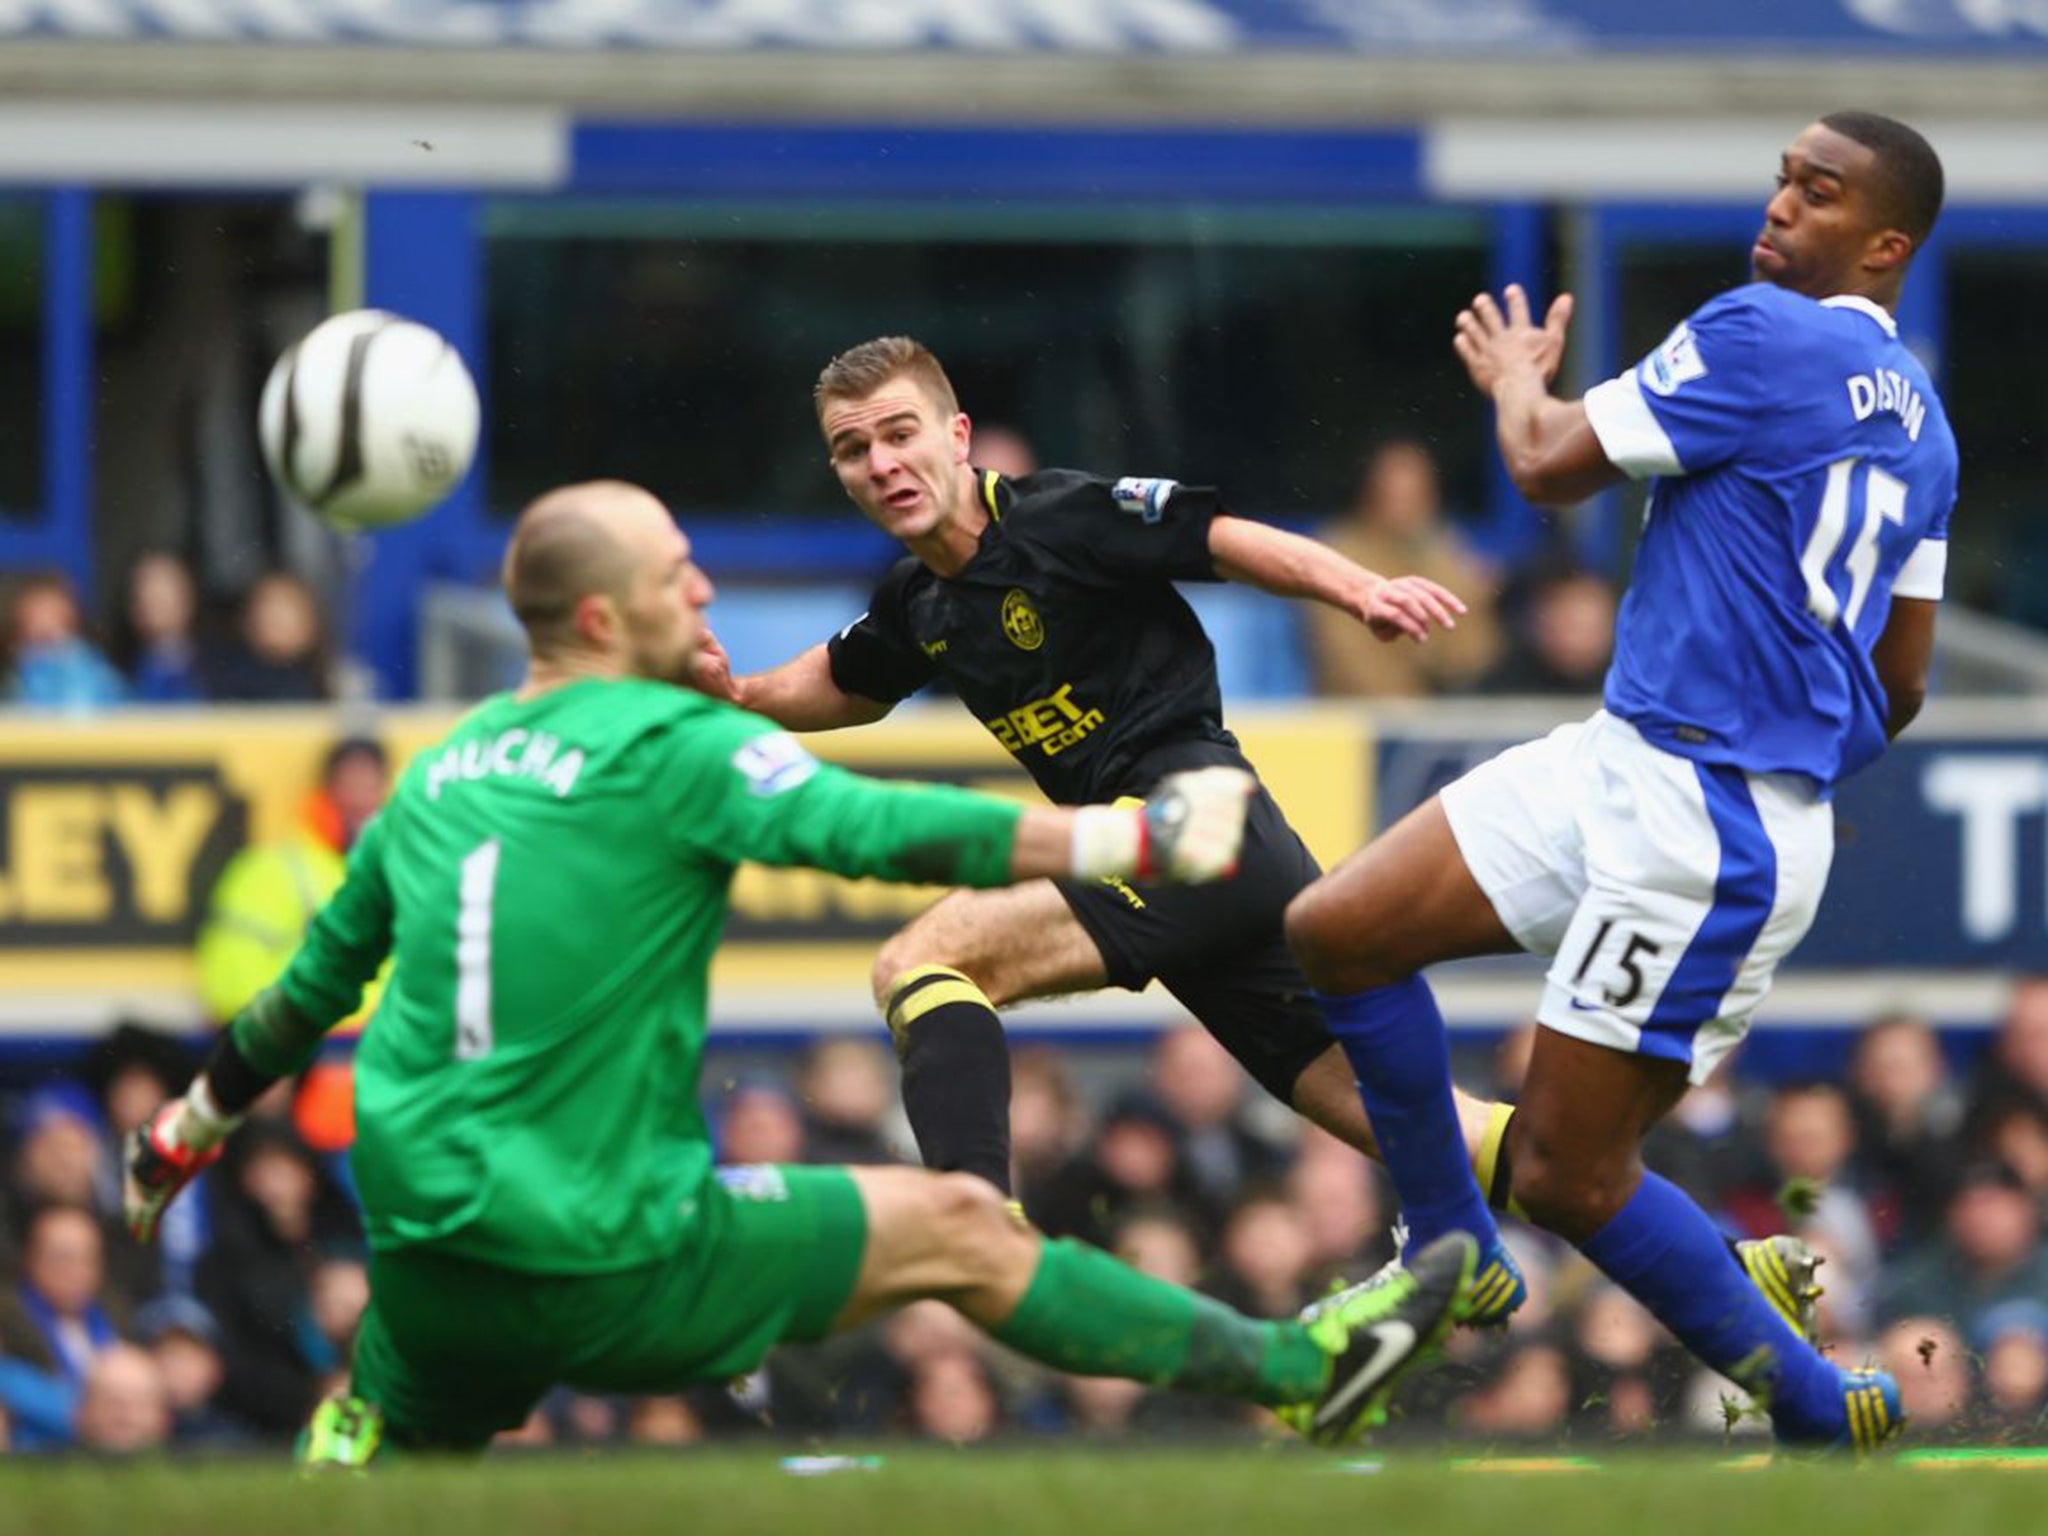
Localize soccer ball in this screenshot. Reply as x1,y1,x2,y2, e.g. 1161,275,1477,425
258,309,480,531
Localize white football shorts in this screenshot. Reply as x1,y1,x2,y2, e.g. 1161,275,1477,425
1439,710,1832,1084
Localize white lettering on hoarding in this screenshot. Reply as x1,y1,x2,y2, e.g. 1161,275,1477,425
1922,755,2048,942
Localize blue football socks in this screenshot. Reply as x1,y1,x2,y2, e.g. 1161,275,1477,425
1314,977,1498,1255
1581,1170,1842,1440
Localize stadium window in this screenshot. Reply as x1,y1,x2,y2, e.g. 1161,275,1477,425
0,196,44,520
1943,248,2048,627
480,201,1493,567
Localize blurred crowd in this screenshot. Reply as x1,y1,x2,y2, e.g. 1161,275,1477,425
2,437,1599,714
1305,437,1615,701
4,986,2047,1456
0,438,2029,1456
1,556,334,710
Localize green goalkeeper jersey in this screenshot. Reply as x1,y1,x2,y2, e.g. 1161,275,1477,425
254,677,1022,1275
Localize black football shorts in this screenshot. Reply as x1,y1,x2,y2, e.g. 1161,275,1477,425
1054,780,1335,1104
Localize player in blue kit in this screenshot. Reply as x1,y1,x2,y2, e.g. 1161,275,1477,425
1283,111,1953,1451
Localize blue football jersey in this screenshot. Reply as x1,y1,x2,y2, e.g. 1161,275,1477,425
1584,283,1958,789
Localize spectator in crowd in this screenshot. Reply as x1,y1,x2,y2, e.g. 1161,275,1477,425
0,1204,121,1449
1286,1128,1393,1287
193,736,389,1157
1880,1316,1971,1433
2,571,127,711
195,736,390,1027
1798,1229,1876,1353
1035,1090,1202,1248
8,1084,105,1219
1976,1301,2048,1430
714,1076,807,1165
133,1294,245,1447
1208,1191,1315,1321
206,571,331,702
1010,1049,1087,1221
1458,1342,1573,1441
905,1348,1003,1443
968,423,1039,479
194,1120,361,1438
1481,559,1617,695
868,1300,986,1436
1640,1073,1751,1217
306,1253,369,1397
1848,1011,1967,1246
558,1391,627,1446
1307,440,1501,699
9,1082,165,1316
18,1007,2048,1451
495,1402,558,1449
1728,1084,1881,1302
117,552,208,704
82,1026,205,1299
83,1027,196,1211
72,1343,172,1455
1113,1207,1204,1291
1147,1024,1289,1219
1570,1283,1682,1440
1979,1102,2048,1208
1973,975,2048,1129
625,1394,703,1446
1062,1372,1149,1440
795,1038,903,1166
1880,1163,2048,1338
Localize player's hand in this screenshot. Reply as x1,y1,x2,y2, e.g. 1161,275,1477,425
124,1099,227,1245
687,629,741,704
1139,766,1257,884
1454,284,1574,395
1362,574,1467,643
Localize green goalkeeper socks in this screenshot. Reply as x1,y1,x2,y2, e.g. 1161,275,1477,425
990,1237,1328,1407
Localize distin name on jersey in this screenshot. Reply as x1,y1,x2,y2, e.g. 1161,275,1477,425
1846,368,1928,442
425,729,586,801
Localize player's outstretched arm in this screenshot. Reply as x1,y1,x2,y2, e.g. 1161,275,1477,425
1027,766,1257,885
1455,285,1624,507
1873,597,1936,739
126,816,395,1244
698,717,1255,892
124,988,332,1243
692,639,894,731
1208,516,1466,643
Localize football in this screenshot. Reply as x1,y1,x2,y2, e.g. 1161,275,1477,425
258,309,480,531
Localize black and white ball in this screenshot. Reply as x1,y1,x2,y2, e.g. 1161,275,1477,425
258,310,480,531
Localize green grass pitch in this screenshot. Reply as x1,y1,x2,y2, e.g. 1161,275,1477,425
6,1449,2046,1536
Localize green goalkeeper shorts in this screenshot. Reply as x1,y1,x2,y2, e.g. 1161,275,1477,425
349,1164,867,1450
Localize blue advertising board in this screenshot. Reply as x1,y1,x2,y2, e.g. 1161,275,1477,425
1375,724,2048,972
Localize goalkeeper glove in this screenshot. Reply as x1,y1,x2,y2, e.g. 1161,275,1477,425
124,1081,241,1244
1071,766,1255,884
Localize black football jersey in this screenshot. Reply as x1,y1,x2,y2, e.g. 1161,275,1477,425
827,468,1248,805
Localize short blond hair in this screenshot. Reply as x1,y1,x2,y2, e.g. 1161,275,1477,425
813,336,959,423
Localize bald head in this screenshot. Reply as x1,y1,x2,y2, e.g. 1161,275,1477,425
505,480,667,657
505,480,714,687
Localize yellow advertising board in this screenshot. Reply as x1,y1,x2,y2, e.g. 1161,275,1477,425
0,705,1371,1029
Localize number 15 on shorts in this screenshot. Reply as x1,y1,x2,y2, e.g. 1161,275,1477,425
1568,917,1665,1012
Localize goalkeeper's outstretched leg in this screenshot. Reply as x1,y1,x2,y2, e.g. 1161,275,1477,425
834,1166,1471,1445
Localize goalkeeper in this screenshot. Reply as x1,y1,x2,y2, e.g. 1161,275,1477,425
124,480,1473,1460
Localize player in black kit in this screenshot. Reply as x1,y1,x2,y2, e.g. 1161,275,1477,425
692,336,1499,1199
